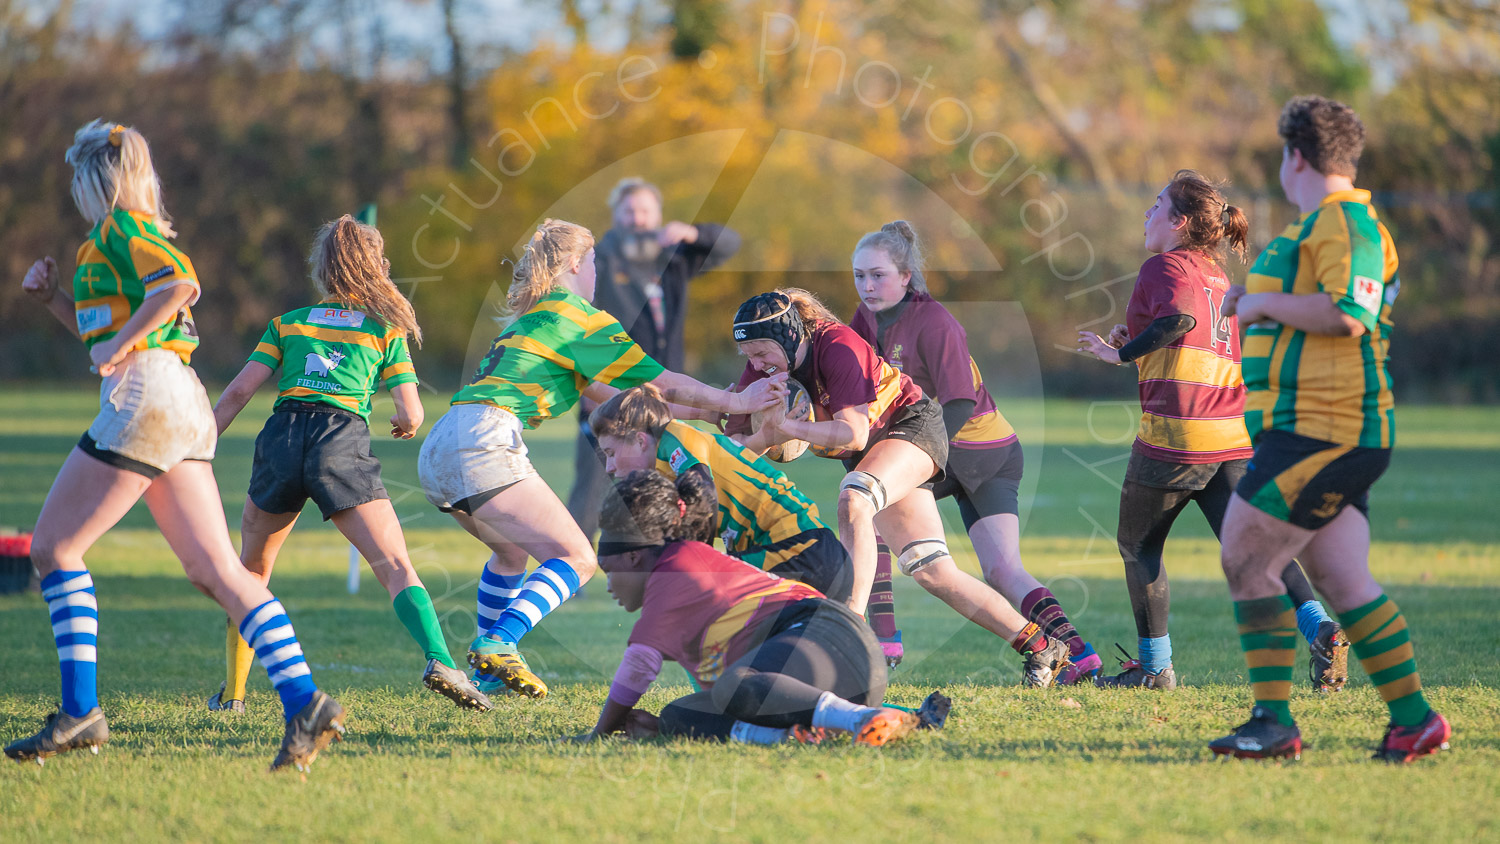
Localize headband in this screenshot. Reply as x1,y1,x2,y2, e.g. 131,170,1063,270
597,538,664,558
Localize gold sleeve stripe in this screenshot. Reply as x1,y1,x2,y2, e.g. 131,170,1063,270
381,361,416,378
254,342,283,361
594,344,648,385
1136,346,1243,388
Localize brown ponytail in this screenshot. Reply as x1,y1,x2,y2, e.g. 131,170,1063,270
1165,169,1250,264
589,384,673,441
853,220,927,292
310,215,423,345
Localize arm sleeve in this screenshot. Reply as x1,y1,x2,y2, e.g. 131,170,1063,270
247,318,283,368
570,311,667,387
1309,208,1386,332
657,429,703,476
380,334,419,388
1117,314,1196,364
607,643,664,707
679,224,741,277
129,236,201,306
941,399,977,441
1143,253,1199,320
818,336,880,415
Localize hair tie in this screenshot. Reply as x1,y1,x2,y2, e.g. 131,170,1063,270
677,498,687,518
108,125,125,147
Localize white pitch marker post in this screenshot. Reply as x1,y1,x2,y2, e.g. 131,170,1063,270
347,544,361,594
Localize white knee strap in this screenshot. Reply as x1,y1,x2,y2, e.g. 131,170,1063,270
840,471,888,513
897,539,950,577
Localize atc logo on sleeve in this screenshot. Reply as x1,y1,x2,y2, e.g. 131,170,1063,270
308,308,367,329
668,447,689,473
1352,276,1384,313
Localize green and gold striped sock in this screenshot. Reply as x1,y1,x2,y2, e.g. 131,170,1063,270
1235,594,1298,727
1337,594,1431,727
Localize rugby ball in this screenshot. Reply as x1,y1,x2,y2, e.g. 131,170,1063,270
750,378,814,462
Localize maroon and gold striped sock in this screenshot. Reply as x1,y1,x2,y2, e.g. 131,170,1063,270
1021,587,1085,657
868,541,898,639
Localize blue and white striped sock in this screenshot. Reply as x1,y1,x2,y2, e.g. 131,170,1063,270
483,559,581,645
476,565,525,683
239,599,317,721
476,565,525,637
42,570,99,717
1295,600,1333,645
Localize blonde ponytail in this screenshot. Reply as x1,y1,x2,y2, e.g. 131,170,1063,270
505,219,595,319
774,287,841,328
65,119,175,236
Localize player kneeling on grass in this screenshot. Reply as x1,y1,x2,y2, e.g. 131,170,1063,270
1209,96,1449,762
728,289,1073,688
7,121,342,772
417,220,784,701
210,216,490,714
589,383,853,601
581,470,947,746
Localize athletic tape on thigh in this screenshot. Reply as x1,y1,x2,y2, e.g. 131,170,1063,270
897,539,950,576
840,471,888,513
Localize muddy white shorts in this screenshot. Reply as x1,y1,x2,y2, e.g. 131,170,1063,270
418,403,537,514
81,348,217,478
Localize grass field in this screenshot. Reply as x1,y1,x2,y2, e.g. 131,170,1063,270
1,386,1497,842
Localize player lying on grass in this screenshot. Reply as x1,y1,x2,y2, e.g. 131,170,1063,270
416,219,784,700
728,289,1073,687
209,215,490,715
7,120,343,772
850,220,1101,681
582,470,943,746
1208,96,1449,762
588,383,853,601
1077,170,1342,692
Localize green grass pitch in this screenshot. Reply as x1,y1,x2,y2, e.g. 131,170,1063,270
1,388,1497,841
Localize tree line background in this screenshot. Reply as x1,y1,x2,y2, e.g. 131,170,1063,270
2,0,1495,401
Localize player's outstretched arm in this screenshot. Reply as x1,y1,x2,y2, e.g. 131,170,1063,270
776,405,871,452
20,257,80,338
652,370,786,416
214,361,275,436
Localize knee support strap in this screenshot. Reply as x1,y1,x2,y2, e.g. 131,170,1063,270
840,471,888,513
897,539,950,577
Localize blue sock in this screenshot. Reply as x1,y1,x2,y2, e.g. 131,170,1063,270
1138,634,1172,675
476,565,525,683
240,599,318,721
1295,600,1333,645
483,559,581,645
42,570,99,717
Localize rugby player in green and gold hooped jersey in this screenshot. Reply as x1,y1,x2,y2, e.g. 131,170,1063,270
1209,96,1450,764
7,121,345,773
588,384,852,601
417,219,785,700
211,216,491,716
